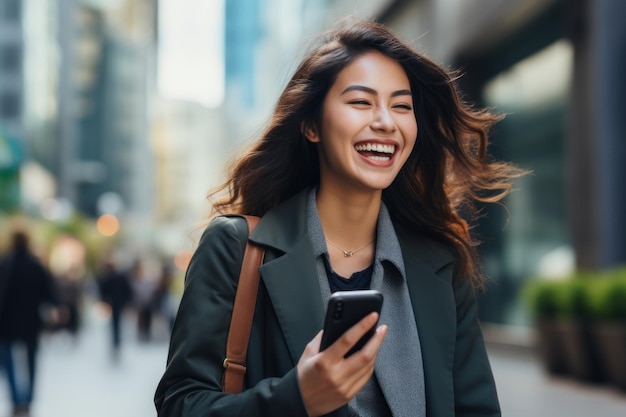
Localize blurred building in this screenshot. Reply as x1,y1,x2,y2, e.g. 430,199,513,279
0,0,158,227
222,0,266,153
0,0,24,210
222,0,328,152
256,0,328,108
321,0,626,325
0,0,23,138
151,97,225,254
0,125,22,210
0,0,57,212
224,0,262,112
57,0,158,225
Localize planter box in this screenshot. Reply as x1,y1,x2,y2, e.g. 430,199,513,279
592,321,626,391
560,319,606,383
535,318,570,376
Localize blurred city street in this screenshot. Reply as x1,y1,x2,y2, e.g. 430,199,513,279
1,304,626,417
0,301,169,417
2,0,626,416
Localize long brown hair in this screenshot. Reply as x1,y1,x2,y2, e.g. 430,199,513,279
210,20,525,287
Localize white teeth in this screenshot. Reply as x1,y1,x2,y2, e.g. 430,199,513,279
355,143,396,154
368,155,391,161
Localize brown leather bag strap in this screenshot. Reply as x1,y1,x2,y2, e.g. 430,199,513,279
222,215,264,394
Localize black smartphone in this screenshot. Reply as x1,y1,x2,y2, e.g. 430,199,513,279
320,290,383,358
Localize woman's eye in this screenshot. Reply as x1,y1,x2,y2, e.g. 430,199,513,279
349,100,370,106
394,104,413,111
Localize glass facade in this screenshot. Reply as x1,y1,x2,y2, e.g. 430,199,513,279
0,44,20,71
224,0,261,110
477,40,574,325
0,93,19,119
2,0,21,20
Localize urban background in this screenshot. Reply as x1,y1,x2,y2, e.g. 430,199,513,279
1,0,625,416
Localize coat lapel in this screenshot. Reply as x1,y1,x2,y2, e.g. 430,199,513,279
250,190,325,365
258,236,324,364
398,229,457,416
373,262,427,417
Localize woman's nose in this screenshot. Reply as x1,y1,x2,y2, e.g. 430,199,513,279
370,108,396,132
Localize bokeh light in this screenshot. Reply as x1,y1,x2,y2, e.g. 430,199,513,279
92,301,112,321
96,214,120,237
174,249,193,271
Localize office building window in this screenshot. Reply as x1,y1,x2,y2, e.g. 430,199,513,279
0,93,20,118
3,0,21,20
0,45,20,71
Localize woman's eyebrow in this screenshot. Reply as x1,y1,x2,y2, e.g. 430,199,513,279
340,85,412,97
391,89,412,98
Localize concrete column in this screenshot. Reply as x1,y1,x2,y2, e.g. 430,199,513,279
56,0,77,203
568,0,626,269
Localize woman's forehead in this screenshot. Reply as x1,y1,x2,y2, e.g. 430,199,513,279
330,52,411,94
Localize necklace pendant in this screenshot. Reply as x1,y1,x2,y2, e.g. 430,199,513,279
343,251,354,257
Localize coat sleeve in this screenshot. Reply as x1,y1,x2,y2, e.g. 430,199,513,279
452,275,501,417
154,216,309,417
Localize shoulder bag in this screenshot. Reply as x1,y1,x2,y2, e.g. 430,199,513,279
222,215,265,394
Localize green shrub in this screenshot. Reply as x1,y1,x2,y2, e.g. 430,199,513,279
588,267,626,320
522,279,563,319
523,267,626,321
554,278,594,319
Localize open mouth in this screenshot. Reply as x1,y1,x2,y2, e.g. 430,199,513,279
354,143,396,161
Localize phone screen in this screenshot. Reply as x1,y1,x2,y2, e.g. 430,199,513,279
320,290,383,357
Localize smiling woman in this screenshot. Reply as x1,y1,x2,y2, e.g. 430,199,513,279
155,19,525,417
303,51,418,200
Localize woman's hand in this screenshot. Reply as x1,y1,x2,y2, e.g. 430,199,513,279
296,312,388,417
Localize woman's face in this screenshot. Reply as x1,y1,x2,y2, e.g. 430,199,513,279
307,51,417,194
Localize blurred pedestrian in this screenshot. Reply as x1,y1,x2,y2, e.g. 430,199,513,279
0,230,57,417
155,19,524,417
53,265,84,338
130,260,157,342
151,262,176,337
97,259,133,360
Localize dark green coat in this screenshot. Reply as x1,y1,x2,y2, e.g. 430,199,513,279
155,190,500,416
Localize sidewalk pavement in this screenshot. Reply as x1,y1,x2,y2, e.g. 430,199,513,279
489,344,626,417
1,306,625,417
485,323,626,416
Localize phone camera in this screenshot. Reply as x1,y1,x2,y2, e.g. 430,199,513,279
332,301,344,320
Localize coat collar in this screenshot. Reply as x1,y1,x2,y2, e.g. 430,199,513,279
249,189,310,253
250,187,455,272
305,187,407,283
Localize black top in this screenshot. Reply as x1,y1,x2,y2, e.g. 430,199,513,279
324,256,374,293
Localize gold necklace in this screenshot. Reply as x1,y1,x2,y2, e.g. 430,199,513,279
326,238,374,257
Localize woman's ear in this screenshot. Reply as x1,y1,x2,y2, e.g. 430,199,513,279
301,121,320,143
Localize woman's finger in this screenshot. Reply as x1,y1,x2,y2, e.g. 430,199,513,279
325,312,380,358
301,330,324,359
